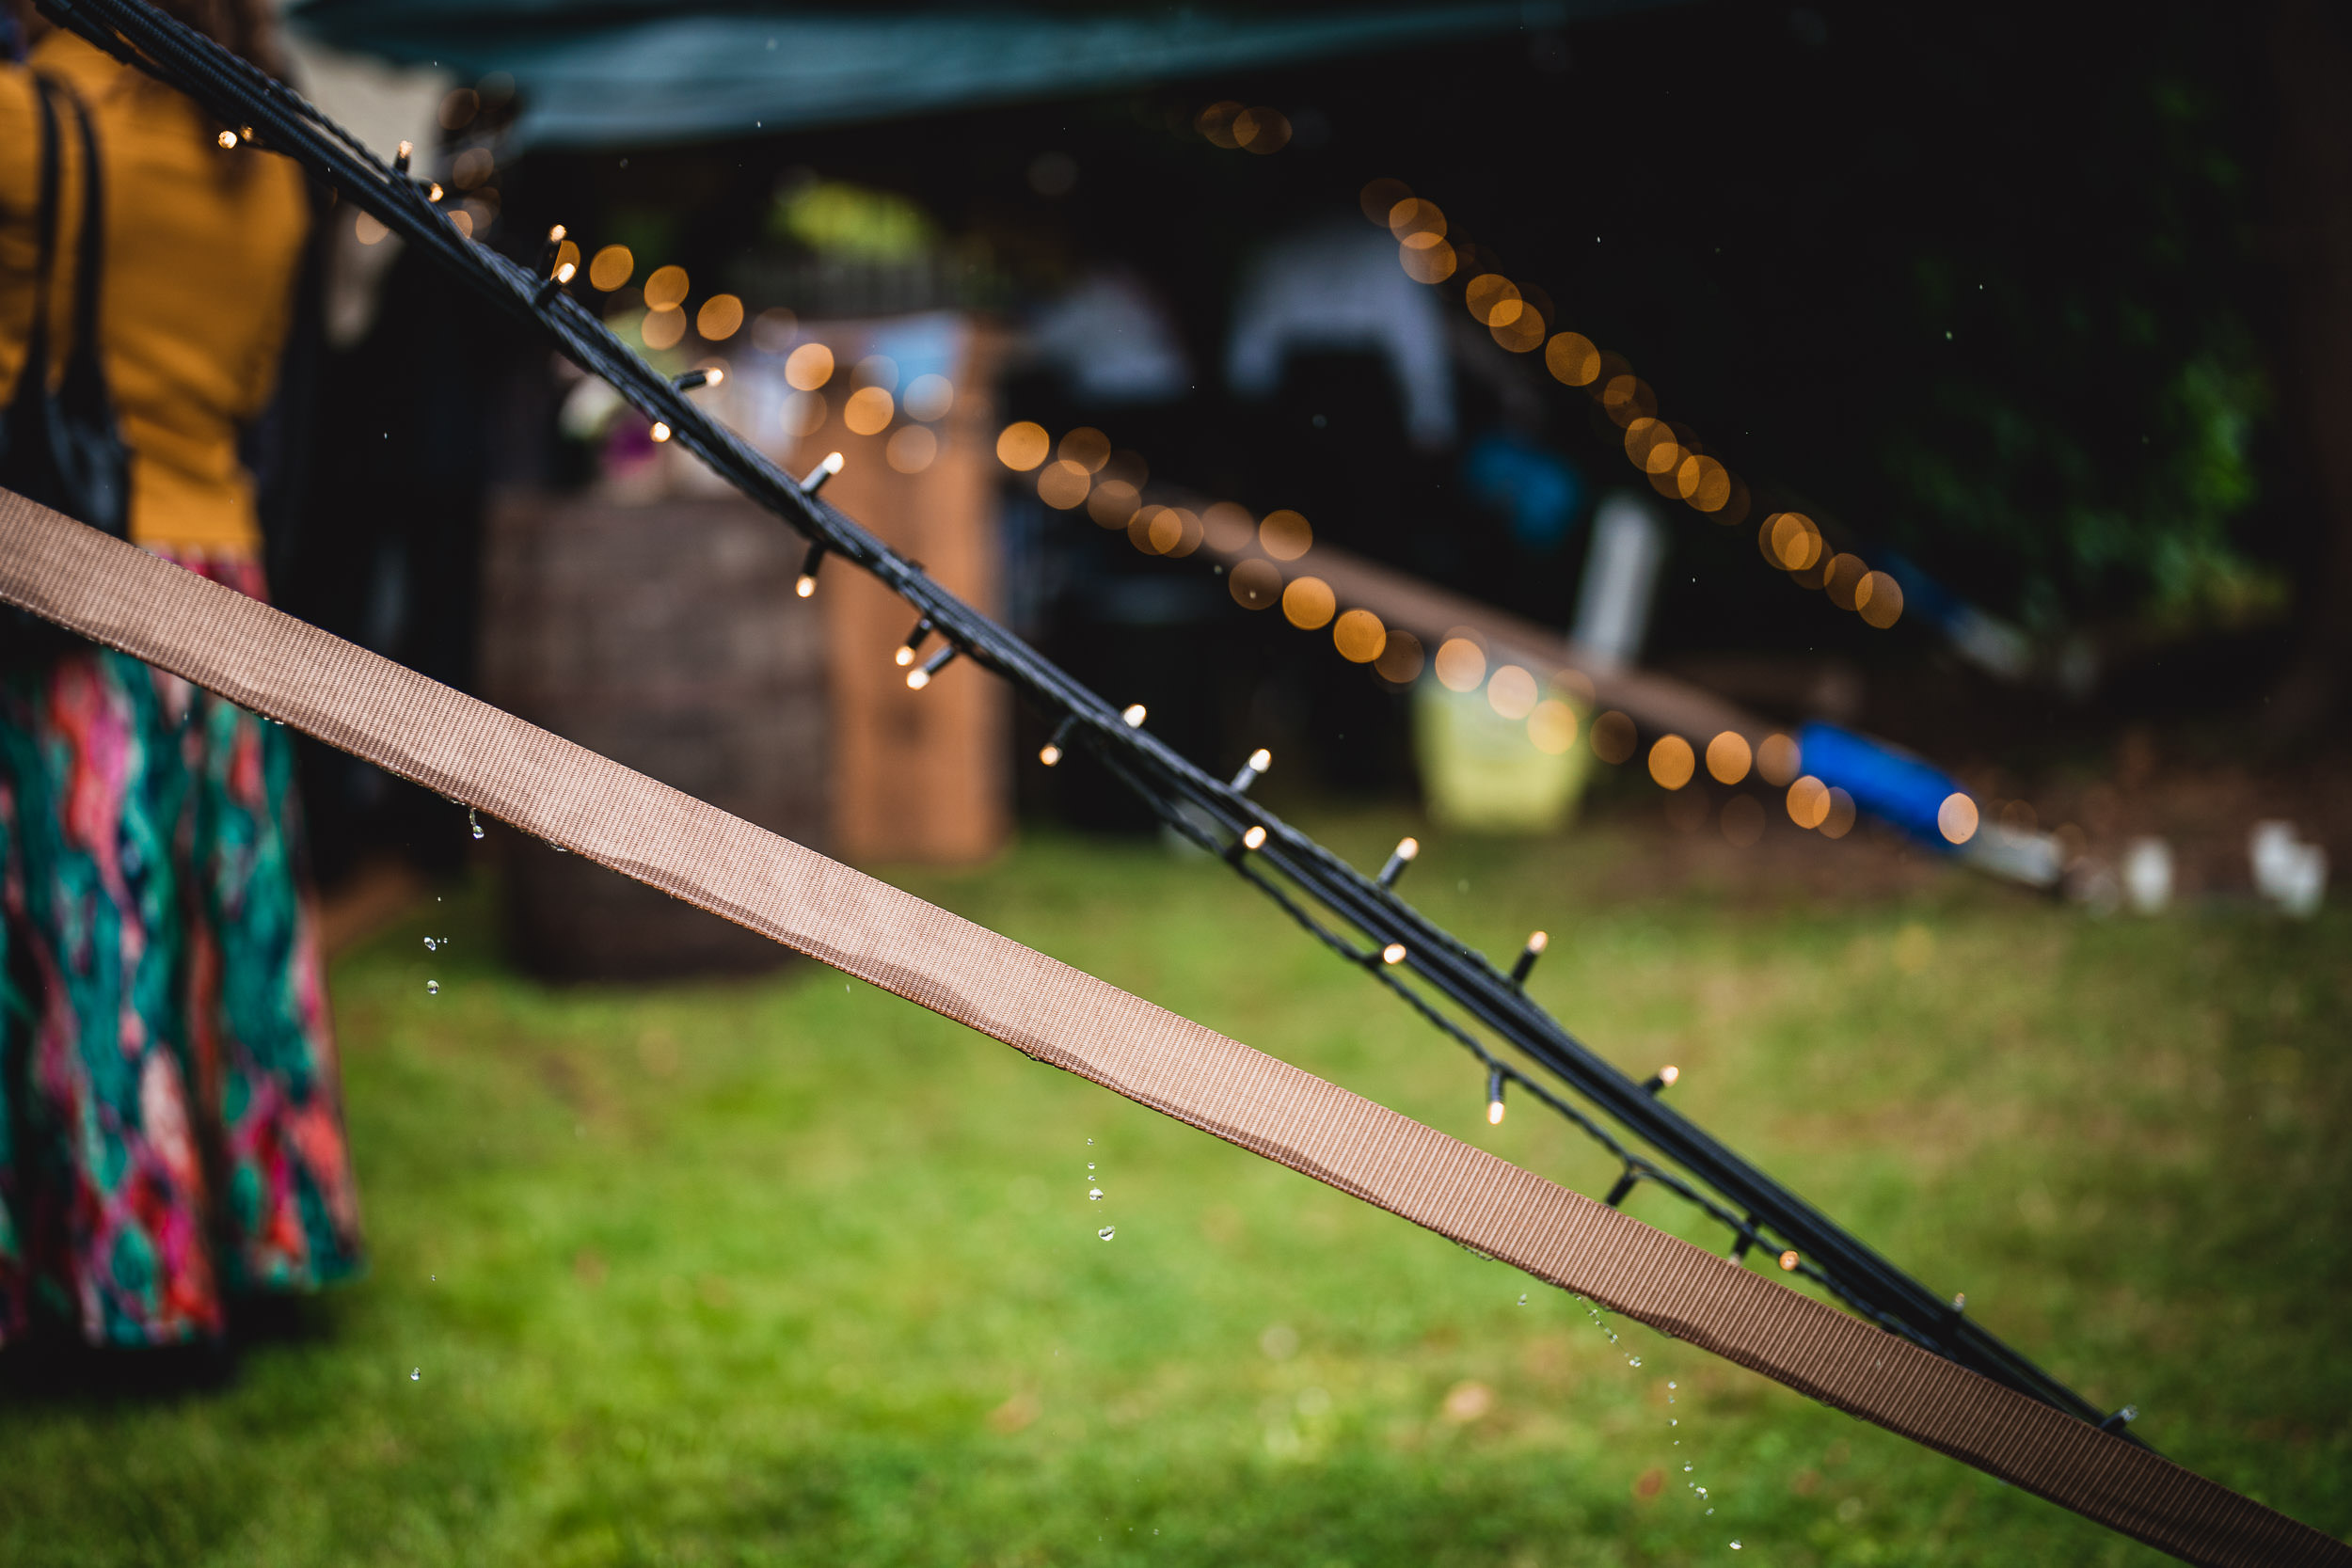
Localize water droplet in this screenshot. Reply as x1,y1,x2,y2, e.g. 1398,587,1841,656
1629,1355,1642,1367
469,807,484,840
1668,1382,1677,1389
426,980,439,995
424,937,437,951
410,1368,421,1381
1089,1187,1104,1201
1518,1293,1528,1306
1098,1226,1116,1241
1684,1464,1692,1472
1729,1542,1740,1551
1086,1138,1093,1145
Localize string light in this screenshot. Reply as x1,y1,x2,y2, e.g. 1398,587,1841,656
795,542,826,598
800,451,844,496
1121,704,1147,728
1642,1065,1680,1095
1229,746,1273,792
906,642,958,689
119,13,2085,1418
1779,1250,1802,1272
215,128,237,149
1376,835,1420,889
1486,1064,1507,1125
393,139,412,175
895,617,935,668
1039,717,1077,768
1510,929,1549,986
1241,824,1268,851
649,421,672,443
672,366,723,392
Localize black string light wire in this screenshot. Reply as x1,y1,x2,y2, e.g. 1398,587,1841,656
38,0,2126,1435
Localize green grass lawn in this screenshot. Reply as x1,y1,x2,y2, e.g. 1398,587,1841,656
4,811,2346,1566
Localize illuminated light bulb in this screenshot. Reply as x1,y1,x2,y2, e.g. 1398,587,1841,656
1376,835,1419,888
906,668,930,690
217,130,238,150
1660,1064,1680,1087
1230,747,1273,792
1642,1063,1679,1094
1121,704,1147,727
1242,825,1267,850
394,140,414,174
1778,1249,1800,1272
704,367,725,388
554,261,576,284
548,223,566,243
1039,742,1063,768
1249,748,1272,772
425,182,444,203
1486,1066,1508,1125
649,422,672,443
894,646,915,667
793,575,816,598
1380,942,1407,966
1510,929,1549,986
1487,1098,1506,1126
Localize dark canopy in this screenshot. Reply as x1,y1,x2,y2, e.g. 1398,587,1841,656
288,1,1663,149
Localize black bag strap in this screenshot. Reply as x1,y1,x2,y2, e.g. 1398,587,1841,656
8,74,62,410
42,76,112,418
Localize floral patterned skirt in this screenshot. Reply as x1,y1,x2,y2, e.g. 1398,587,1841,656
0,553,363,1346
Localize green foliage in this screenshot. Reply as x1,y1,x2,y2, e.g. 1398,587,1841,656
3,817,2345,1564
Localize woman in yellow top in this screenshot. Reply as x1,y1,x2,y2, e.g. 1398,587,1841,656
0,0,363,1351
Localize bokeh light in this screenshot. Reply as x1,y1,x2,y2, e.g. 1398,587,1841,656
787,342,835,392
1824,552,1869,610
1260,509,1312,561
1375,630,1425,684
641,307,686,350
1705,731,1751,784
1648,735,1696,789
751,307,797,352
1059,426,1112,473
843,386,895,436
779,391,826,437
1196,101,1245,149
851,356,899,392
1787,775,1831,829
644,265,690,310
1821,786,1857,839
1333,609,1387,663
1037,458,1091,509
1466,274,1521,325
1399,234,1458,284
1938,793,1979,844
696,293,743,341
1388,198,1446,240
1282,576,1337,630
1359,178,1412,224
1590,710,1637,765
1624,417,1681,475
1756,733,1802,786
1088,480,1141,529
1857,571,1904,628
1234,107,1292,153
1599,374,1657,428
1434,635,1486,692
354,212,389,246
885,425,937,474
1490,305,1546,354
1202,501,1255,554
1528,699,1578,754
1545,332,1600,386
903,373,954,421
1677,454,1732,512
995,420,1049,470
1721,795,1766,847
1229,558,1282,610
1487,664,1538,720
1761,512,1823,573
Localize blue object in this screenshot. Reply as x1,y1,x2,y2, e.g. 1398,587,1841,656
1462,431,1584,553
1796,722,1966,850
284,1,1675,150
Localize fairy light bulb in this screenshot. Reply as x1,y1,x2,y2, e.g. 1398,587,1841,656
1039,741,1063,767
1242,825,1267,850
217,129,238,150
1381,942,1407,965
1122,704,1147,727
906,668,930,689
1486,1065,1507,1125
1778,1249,1800,1272
650,422,672,443
794,574,817,598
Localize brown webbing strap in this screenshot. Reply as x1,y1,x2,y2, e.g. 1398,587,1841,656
0,492,2336,1567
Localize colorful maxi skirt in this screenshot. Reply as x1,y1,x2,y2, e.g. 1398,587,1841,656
0,553,363,1347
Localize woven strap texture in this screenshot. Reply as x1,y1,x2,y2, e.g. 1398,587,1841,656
0,491,2336,1567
